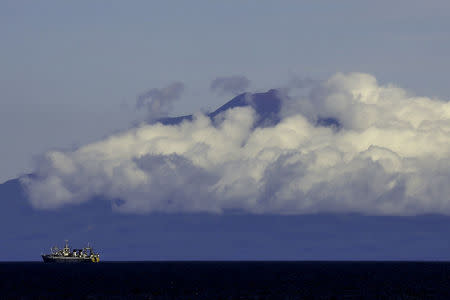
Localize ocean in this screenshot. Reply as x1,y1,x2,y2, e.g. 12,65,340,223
1,261,450,299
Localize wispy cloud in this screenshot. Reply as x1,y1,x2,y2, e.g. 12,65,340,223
210,75,250,95
136,82,185,122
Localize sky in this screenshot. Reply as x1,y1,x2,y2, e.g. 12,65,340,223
1,0,450,185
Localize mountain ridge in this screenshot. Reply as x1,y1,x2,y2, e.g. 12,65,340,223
158,89,282,127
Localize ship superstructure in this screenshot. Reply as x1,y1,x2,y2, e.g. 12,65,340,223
42,240,100,263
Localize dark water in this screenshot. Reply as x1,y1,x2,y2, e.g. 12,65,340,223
2,262,450,299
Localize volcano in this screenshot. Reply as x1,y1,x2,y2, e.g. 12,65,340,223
0,90,448,261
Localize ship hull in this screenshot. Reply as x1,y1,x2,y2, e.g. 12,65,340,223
41,255,96,263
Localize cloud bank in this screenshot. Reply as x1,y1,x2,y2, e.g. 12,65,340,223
21,73,450,215
210,75,250,95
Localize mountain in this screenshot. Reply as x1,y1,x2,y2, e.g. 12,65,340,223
158,89,282,127
1,90,449,261
158,89,341,129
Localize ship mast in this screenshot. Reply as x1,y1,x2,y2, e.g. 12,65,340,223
63,240,70,256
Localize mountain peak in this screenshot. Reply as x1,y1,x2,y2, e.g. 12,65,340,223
159,89,282,127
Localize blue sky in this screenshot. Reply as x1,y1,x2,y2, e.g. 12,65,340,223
1,0,450,183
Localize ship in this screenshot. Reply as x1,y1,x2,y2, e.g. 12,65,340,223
41,240,100,263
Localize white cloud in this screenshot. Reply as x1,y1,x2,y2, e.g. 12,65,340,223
21,73,450,215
